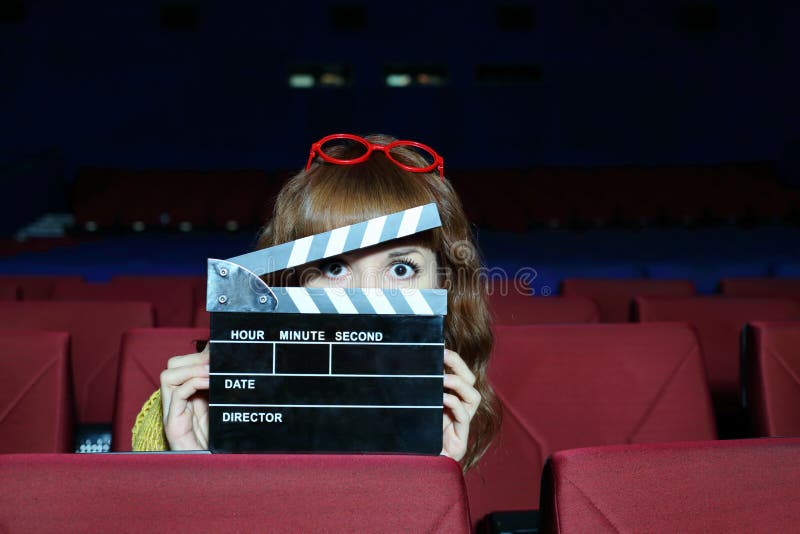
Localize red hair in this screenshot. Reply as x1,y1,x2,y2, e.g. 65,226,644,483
256,134,499,470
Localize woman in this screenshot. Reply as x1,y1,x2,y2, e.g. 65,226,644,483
133,133,499,470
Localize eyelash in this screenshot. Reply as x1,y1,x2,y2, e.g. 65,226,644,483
390,257,421,275
318,257,422,279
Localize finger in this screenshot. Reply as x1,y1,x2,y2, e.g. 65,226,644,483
443,392,471,441
160,363,210,389
444,349,476,386
443,374,482,416
166,377,210,423
189,396,210,449
167,350,210,369
161,365,208,426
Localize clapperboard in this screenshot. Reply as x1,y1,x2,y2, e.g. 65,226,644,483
206,204,446,454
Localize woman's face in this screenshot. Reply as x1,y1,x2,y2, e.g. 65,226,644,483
300,238,438,290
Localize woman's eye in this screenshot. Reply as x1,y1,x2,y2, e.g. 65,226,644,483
388,261,419,280
322,261,349,279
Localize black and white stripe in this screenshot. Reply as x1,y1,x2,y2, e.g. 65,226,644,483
226,203,441,275
270,287,447,315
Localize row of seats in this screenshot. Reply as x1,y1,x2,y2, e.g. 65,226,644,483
72,163,799,232
2,438,799,532
456,163,799,231
0,275,205,327
466,321,800,527
0,237,81,258
73,168,282,231
2,321,799,530
0,286,798,427
2,274,799,327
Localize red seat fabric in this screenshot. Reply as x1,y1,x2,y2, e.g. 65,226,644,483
193,304,210,328
0,330,73,452
0,302,154,424
52,276,196,327
466,323,715,526
633,297,800,403
0,281,20,300
113,328,209,451
0,454,470,532
562,279,695,322
745,322,800,437
540,438,800,533
721,277,800,299
112,276,197,327
0,275,84,300
489,295,599,324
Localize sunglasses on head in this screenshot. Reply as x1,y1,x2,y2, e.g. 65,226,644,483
306,133,445,179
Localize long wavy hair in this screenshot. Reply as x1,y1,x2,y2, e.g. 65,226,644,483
255,133,499,470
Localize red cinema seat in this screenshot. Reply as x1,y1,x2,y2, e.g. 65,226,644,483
0,454,470,532
208,169,274,230
0,330,73,452
53,276,195,327
721,277,800,299
0,302,154,424
633,297,800,431
745,322,800,437
562,278,695,322
0,275,84,300
0,281,20,300
113,328,209,451
193,304,209,328
188,274,206,309
489,295,599,324
111,276,197,327
465,323,715,527
540,438,800,533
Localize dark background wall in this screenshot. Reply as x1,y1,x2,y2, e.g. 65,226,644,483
1,1,799,233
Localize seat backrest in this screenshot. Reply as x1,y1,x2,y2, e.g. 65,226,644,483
645,261,770,294
0,281,20,300
0,301,154,424
0,275,84,300
540,438,800,533
0,454,470,532
52,276,195,327
721,277,800,299
113,327,209,451
0,330,73,452
488,295,599,324
562,278,695,322
633,297,800,400
465,323,715,527
745,321,800,437
193,304,209,328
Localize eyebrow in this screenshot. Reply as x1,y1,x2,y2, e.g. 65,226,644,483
387,248,422,258
333,247,423,263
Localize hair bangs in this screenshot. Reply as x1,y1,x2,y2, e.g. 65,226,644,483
290,153,442,248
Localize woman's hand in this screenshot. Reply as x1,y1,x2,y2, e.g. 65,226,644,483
160,344,210,450
442,348,482,462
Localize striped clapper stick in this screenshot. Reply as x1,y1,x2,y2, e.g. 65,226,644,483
206,204,447,454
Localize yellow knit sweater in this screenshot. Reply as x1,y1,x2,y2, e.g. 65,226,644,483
131,390,170,451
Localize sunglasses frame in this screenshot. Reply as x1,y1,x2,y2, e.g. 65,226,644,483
306,133,445,178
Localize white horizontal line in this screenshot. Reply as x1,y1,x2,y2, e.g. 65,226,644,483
210,404,442,409
210,340,444,346
211,373,443,378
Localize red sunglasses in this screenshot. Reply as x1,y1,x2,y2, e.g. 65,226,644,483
305,133,445,179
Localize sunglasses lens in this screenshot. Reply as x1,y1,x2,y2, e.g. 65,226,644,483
319,137,369,162
388,143,436,170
